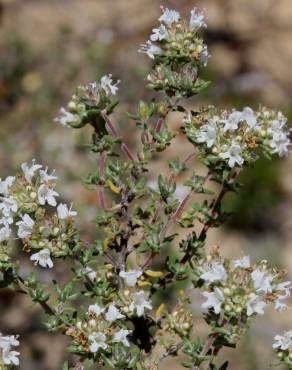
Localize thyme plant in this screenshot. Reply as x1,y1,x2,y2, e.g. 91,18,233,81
1,6,292,370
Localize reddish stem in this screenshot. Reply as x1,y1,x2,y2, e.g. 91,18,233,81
101,111,135,161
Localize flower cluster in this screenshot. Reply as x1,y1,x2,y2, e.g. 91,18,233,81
0,333,20,368
200,254,291,319
55,74,120,129
273,330,292,367
184,106,291,168
66,302,131,355
66,267,153,366
0,160,78,268
140,6,207,64
140,7,208,97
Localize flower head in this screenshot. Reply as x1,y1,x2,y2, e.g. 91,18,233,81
30,248,54,268
54,107,81,128
201,262,227,285
89,332,107,353
119,270,142,287
223,111,242,132
21,159,42,183
88,304,105,317
105,304,125,322
220,143,244,168
16,214,34,239
196,119,217,148
129,291,152,317
246,294,266,316
233,255,251,269
273,331,292,350
0,224,11,243
38,184,59,206
189,8,207,30
0,176,15,196
113,329,131,347
0,333,20,366
251,268,273,294
150,24,169,42
202,287,225,314
100,74,120,96
139,41,162,59
241,107,257,128
57,203,77,220
159,7,180,26
39,168,58,183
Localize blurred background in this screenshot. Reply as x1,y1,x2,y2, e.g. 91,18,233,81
0,0,292,369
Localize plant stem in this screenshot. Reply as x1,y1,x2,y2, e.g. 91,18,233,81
98,151,107,209
101,111,135,161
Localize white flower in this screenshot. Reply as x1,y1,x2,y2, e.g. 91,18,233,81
100,74,120,96
16,214,34,238
0,334,19,349
267,116,290,156
241,107,257,128
88,304,105,317
0,176,15,196
21,159,42,183
251,268,272,294
39,168,58,183
0,197,18,219
57,203,77,219
0,224,11,243
105,304,125,322
129,291,152,317
201,262,227,285
0,216,13,226
38,184,59,206
246,294,266,316
220,143,244,168
274,281,291,312
89,332,107,353
159,7,180,26
268,119,287,141
196,120,217,148
0,333,20,366
223,111,242,132
2,347,20,366
189,8,207,30
119,270,142,287
200,45,209,67
273,331,292,350
30,248,54,268
113,329,131,347
150,24,169,41
275,298,289,312
202,287,225,314
54,107,80,128
139,41,162,59
233,255,250,269
85,267,97,281
269,136,290,157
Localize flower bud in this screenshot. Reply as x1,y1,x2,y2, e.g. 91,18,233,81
88,319,97,328
30,192,37,200
224,304,232,312
53,227,60,235
223,288,231,296
68,101,77,110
